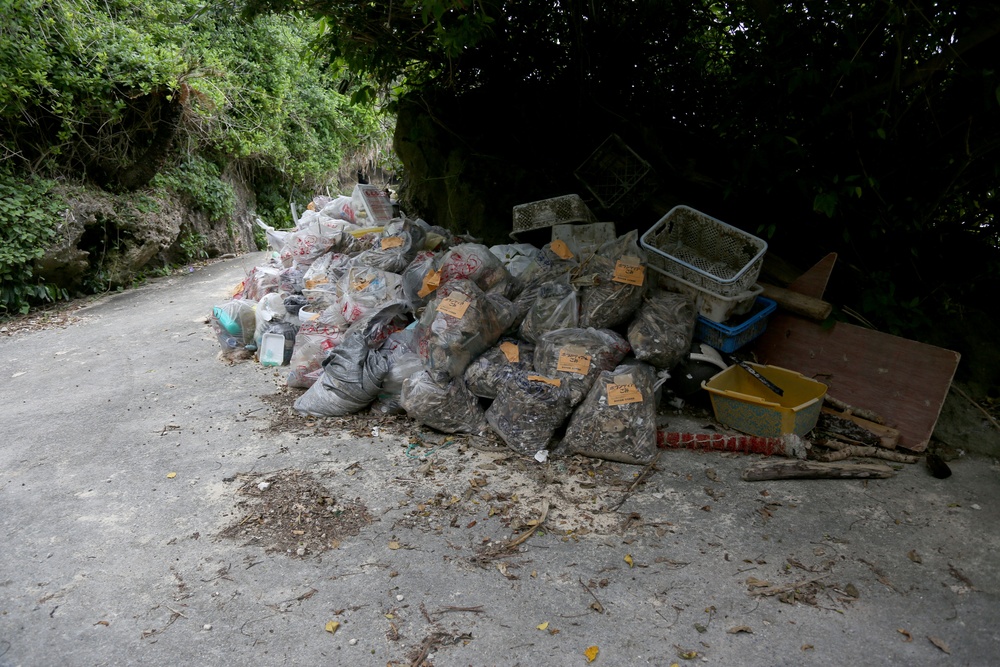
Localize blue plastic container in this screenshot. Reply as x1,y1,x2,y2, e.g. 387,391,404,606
694,296,777,353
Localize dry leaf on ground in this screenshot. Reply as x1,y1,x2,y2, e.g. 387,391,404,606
928,636,951,654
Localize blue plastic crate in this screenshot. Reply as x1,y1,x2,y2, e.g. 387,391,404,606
694,296,777,353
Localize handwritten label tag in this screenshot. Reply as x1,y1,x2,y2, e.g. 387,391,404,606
612,255,645,286
606,381,643,406
380,236,404,250
417,269,441,298
550,239,574,260
556,346,592,375
304,276,329,290
528,375,561,387
437,291,471,318
500,341,520,363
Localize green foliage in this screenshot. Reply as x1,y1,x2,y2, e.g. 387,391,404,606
0,171,69,315
244,0,999,335
178,231,209,262
154,157,235,222
1,0,388,191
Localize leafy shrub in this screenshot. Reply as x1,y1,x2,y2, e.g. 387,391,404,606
0,171,69,314
153,157,235,222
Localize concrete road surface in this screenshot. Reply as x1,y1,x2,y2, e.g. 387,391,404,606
1,254,998,666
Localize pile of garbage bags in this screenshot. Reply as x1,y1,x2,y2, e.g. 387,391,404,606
210,191,700,465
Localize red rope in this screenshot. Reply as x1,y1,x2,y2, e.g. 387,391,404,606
657,431,784,456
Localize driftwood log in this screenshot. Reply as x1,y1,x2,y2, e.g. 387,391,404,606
817,408,900,449
742,460,896,481
812,445,918,464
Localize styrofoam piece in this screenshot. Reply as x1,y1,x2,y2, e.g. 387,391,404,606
260,333,286,367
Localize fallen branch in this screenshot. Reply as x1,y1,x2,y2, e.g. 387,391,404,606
609,452,661,511
812,446,917,464
432,605,484,616
820,407,899,449
502,499,550,551
824,396,885,424
812,438,849,451
742,460,895,481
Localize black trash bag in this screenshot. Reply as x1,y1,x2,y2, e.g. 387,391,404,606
561,361,659,464
627,290,697,369
414,279,516,383
400,370,489,434
463,338,536,400
284,294,308,316
485,367,575,456
533,327,631,405
293,301,411,416
371,328,423,415
578,230,648,329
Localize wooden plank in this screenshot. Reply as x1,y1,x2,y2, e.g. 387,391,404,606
820,407,900,450
786,252,837,299
752,313,960,452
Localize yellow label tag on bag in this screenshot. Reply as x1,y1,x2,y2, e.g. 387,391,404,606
437,291,471,318
606,381,643,406
612,256,645,286
528,375,561,387
500,341,520,363
304,276,329,290
380,236,404,250
417,269,441,298
550,239,574,260
556,346,592,375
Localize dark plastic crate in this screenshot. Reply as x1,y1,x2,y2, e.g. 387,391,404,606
694,296,777,353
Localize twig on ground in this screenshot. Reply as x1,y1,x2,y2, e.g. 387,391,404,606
502,499,550,551
609,452,661,511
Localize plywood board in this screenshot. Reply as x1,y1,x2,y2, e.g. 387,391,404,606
787,252,837,300
752,313,960,452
